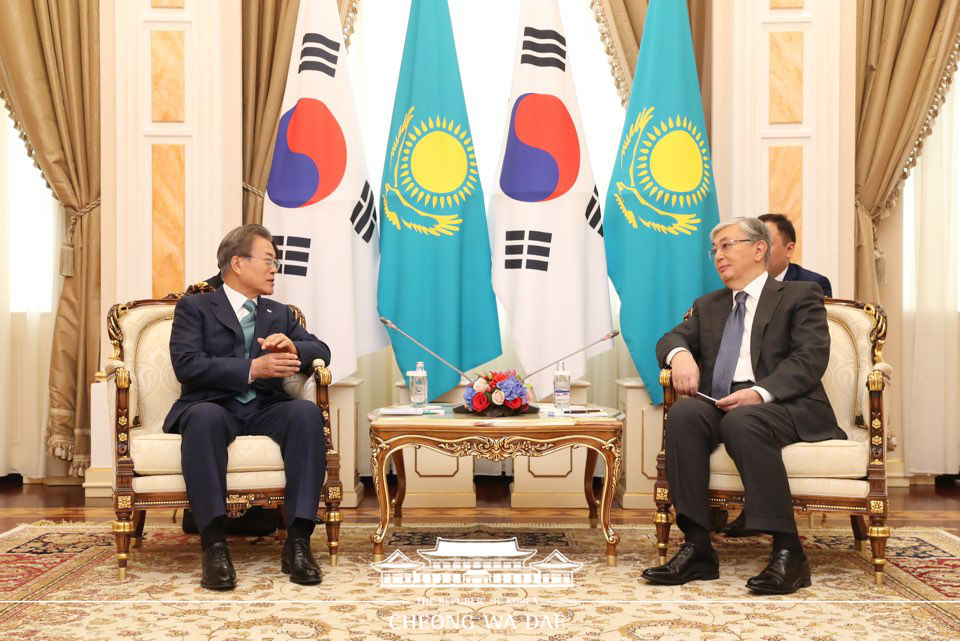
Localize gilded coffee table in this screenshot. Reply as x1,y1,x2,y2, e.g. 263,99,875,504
368,405,624,565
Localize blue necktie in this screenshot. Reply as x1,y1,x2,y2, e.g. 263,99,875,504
235,299,257,403
711,291,748,399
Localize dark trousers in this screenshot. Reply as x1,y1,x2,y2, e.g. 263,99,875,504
665,396,801,535
175,396,327,533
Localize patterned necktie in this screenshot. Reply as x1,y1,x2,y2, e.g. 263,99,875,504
235,299,257,403
711,291,748,400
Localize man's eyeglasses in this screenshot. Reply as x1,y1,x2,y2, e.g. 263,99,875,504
242,255,281,270
708,239,754,259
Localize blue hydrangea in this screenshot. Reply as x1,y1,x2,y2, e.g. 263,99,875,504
497,376,524,401
463,386,476,404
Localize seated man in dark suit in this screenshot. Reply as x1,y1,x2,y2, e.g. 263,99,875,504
717,213,834,539
164,224,330,590
642,217,845,594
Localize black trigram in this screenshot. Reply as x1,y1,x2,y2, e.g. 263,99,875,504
274,235,310,277
520,27,566,72
300,33,340,77
584,186,603,236
350,181,377,243
505,229,552,272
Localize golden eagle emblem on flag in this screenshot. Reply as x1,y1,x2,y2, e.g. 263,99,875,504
612,106,712,236
382,106,479,236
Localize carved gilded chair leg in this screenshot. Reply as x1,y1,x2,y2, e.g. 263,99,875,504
132,510,146,548
869,522,890,587
653,506,673,565
325,508,342,567
277,505,288,543
850,515,868,553
113,517,134,581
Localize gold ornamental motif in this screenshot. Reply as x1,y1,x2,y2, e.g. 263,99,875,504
118,432,127,442
115,368,130,389
868,370,885,392
871,436,882,446
118,416,128,427
226,493,255,517
112,520,134,533
115,495,132,510
659,369,672,387
871,458,883,466
326,485,342,500
870,500,885,514
655,487,669,502
868,525,891,537
315,366,333,386
436,437,554,461
872,418,881,430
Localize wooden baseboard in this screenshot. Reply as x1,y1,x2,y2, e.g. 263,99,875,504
82,466,114,498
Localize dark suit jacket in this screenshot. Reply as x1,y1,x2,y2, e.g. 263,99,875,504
656,278,842,442
784,262,832,297
162,287,331,433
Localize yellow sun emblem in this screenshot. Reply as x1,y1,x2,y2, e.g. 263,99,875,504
613,106,711,235
383,106,479,236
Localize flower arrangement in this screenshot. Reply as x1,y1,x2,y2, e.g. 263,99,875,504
462,370,530,417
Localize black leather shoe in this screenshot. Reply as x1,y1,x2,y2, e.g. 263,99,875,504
200,542,236,590
721,512,761,538
281,537,323,585
746,549,812,595
642,542,719,585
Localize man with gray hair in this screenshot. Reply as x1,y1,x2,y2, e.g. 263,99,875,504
164,224,331,590
642,217,845,594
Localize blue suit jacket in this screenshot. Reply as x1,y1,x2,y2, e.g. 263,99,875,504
162,287,331,433
784,263,832,298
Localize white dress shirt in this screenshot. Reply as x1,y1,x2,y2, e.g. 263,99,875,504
668,270,773,402
774,265,788,281
222,283,257,382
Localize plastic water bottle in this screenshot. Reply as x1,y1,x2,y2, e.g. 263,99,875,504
553,361,571,411
407,361,428,408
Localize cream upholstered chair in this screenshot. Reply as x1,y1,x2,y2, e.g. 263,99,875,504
654,299,893,585
100,283,342,580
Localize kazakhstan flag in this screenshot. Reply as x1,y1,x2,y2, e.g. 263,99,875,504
378,0,501,399
603,0,722,405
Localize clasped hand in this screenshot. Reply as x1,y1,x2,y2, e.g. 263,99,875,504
670,351,762,411
250,333,300,379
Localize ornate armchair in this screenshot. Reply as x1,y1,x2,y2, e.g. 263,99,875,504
654,299,892,584
99,283,343,580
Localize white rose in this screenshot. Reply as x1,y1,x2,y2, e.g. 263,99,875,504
472,378,489,393
491,389,505,405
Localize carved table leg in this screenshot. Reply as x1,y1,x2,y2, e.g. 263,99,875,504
597,445,621,567
392,449,406,527
370,440,394,562
584,448,599,528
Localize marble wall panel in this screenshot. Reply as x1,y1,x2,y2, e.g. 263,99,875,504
152,144,186,298
769,31,803,124
768,144,803,262
151,30,185,123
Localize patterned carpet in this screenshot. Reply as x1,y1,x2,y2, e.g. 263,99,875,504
0,521,957,640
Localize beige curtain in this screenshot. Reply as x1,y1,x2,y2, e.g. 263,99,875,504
0,0,100,477
856,0,960,301
591,0,711,122
242,0,360,225
902,85,960,474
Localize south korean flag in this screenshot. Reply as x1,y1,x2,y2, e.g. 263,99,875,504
262,0,387,382
490,0,613,399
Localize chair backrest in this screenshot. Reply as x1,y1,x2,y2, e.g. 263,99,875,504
108,298,181,436
822,300,886,442
107,288,311,436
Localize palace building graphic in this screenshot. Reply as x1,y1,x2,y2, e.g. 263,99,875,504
371,537,583,588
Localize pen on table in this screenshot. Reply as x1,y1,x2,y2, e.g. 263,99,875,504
562,408,604,414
